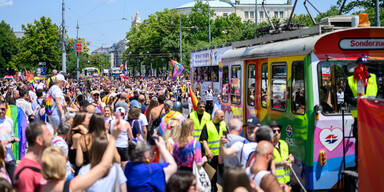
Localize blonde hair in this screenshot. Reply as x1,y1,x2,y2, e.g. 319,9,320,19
42,147,67,180
177,119,194,147
164,119,180,142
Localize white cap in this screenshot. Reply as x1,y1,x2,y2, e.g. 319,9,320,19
115,107,126,114
56,74,66,82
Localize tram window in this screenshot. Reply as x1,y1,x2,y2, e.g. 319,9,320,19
291,61,305,114
222,66,229,103
248,64,256,106
271,63,287,111
231,65,241,105
211,66,219,82
261,63,268,108
318,60,384,114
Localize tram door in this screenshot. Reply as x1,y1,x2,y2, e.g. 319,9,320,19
245,60,257,119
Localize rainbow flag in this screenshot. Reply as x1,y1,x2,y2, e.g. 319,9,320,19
95,68,101,76
188,85,198,111
120,63,125,71
158,111,186,136
6,105,28,160
171,59,184,80
219,61,223,72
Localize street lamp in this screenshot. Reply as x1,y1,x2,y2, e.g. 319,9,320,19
255,0,258,24
206,0,211,44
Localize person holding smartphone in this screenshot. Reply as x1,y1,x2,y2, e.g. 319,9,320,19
109,107,133,162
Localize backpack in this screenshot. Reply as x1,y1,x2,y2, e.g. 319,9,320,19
13,166,41,187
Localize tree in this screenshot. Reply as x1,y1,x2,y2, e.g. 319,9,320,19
337,0,384,26
13,16,61,72
88,54,110,71
0,20,19,72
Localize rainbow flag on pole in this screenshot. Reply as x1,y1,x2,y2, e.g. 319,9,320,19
188,85,198,111
171,59,184,80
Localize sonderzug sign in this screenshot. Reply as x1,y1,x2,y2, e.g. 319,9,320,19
339,38,384,50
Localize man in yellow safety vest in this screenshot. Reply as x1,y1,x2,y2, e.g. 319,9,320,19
270,121,294,184
199,110,226,192
189,101,211,139
344,56,378,168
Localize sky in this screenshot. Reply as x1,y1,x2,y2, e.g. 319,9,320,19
0,0,338,52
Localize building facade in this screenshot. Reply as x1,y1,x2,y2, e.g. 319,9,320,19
177,0,293,24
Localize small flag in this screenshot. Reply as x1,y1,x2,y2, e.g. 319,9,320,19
188,85,198,111
171,59,184,80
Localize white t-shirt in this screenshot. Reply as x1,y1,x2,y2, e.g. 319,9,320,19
78,163,127,192
231,141,258,168
0,117,14,161
138,113,148,128
48,85,64,114
16,98,33,116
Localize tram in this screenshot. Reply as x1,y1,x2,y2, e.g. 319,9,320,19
219,20,384,190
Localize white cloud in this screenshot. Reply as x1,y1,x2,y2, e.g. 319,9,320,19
0,0,13,7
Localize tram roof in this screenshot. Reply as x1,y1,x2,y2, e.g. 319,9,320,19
222,34,321,62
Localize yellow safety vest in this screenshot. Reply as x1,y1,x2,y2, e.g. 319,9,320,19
205,121,227,156
273,140,290,184
189,111,211,139
347,74,378,118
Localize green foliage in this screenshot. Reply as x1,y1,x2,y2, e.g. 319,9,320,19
88,54,110,71
123,1,258,74
13,17,61,72
337,0,383,14
65,37,91,75
337,0,384,26
0,20,19,71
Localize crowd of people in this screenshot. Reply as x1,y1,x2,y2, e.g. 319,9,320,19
0,70,294,192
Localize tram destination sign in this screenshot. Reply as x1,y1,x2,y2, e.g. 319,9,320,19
339,38,384,50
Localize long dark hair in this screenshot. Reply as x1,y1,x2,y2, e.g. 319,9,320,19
88,113,106,137
69,112,87,145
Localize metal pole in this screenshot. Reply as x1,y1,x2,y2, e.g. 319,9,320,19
61,0,66,73
76,21,79,81
207,0,211,44
255,0,258,24
376,0,381,26
179,14,182,65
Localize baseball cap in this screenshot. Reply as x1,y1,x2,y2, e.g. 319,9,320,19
56,74,66,82
115,107,126,114
115,101,129,112
246,116,261,127
130,100,141,109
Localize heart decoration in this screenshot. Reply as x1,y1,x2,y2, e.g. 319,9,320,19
319,128,343,151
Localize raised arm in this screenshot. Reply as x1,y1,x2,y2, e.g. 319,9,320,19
155,137,177,181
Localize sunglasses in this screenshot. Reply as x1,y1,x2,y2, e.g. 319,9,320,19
93,94,100,96
0,108,6,111
273,129,281,133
